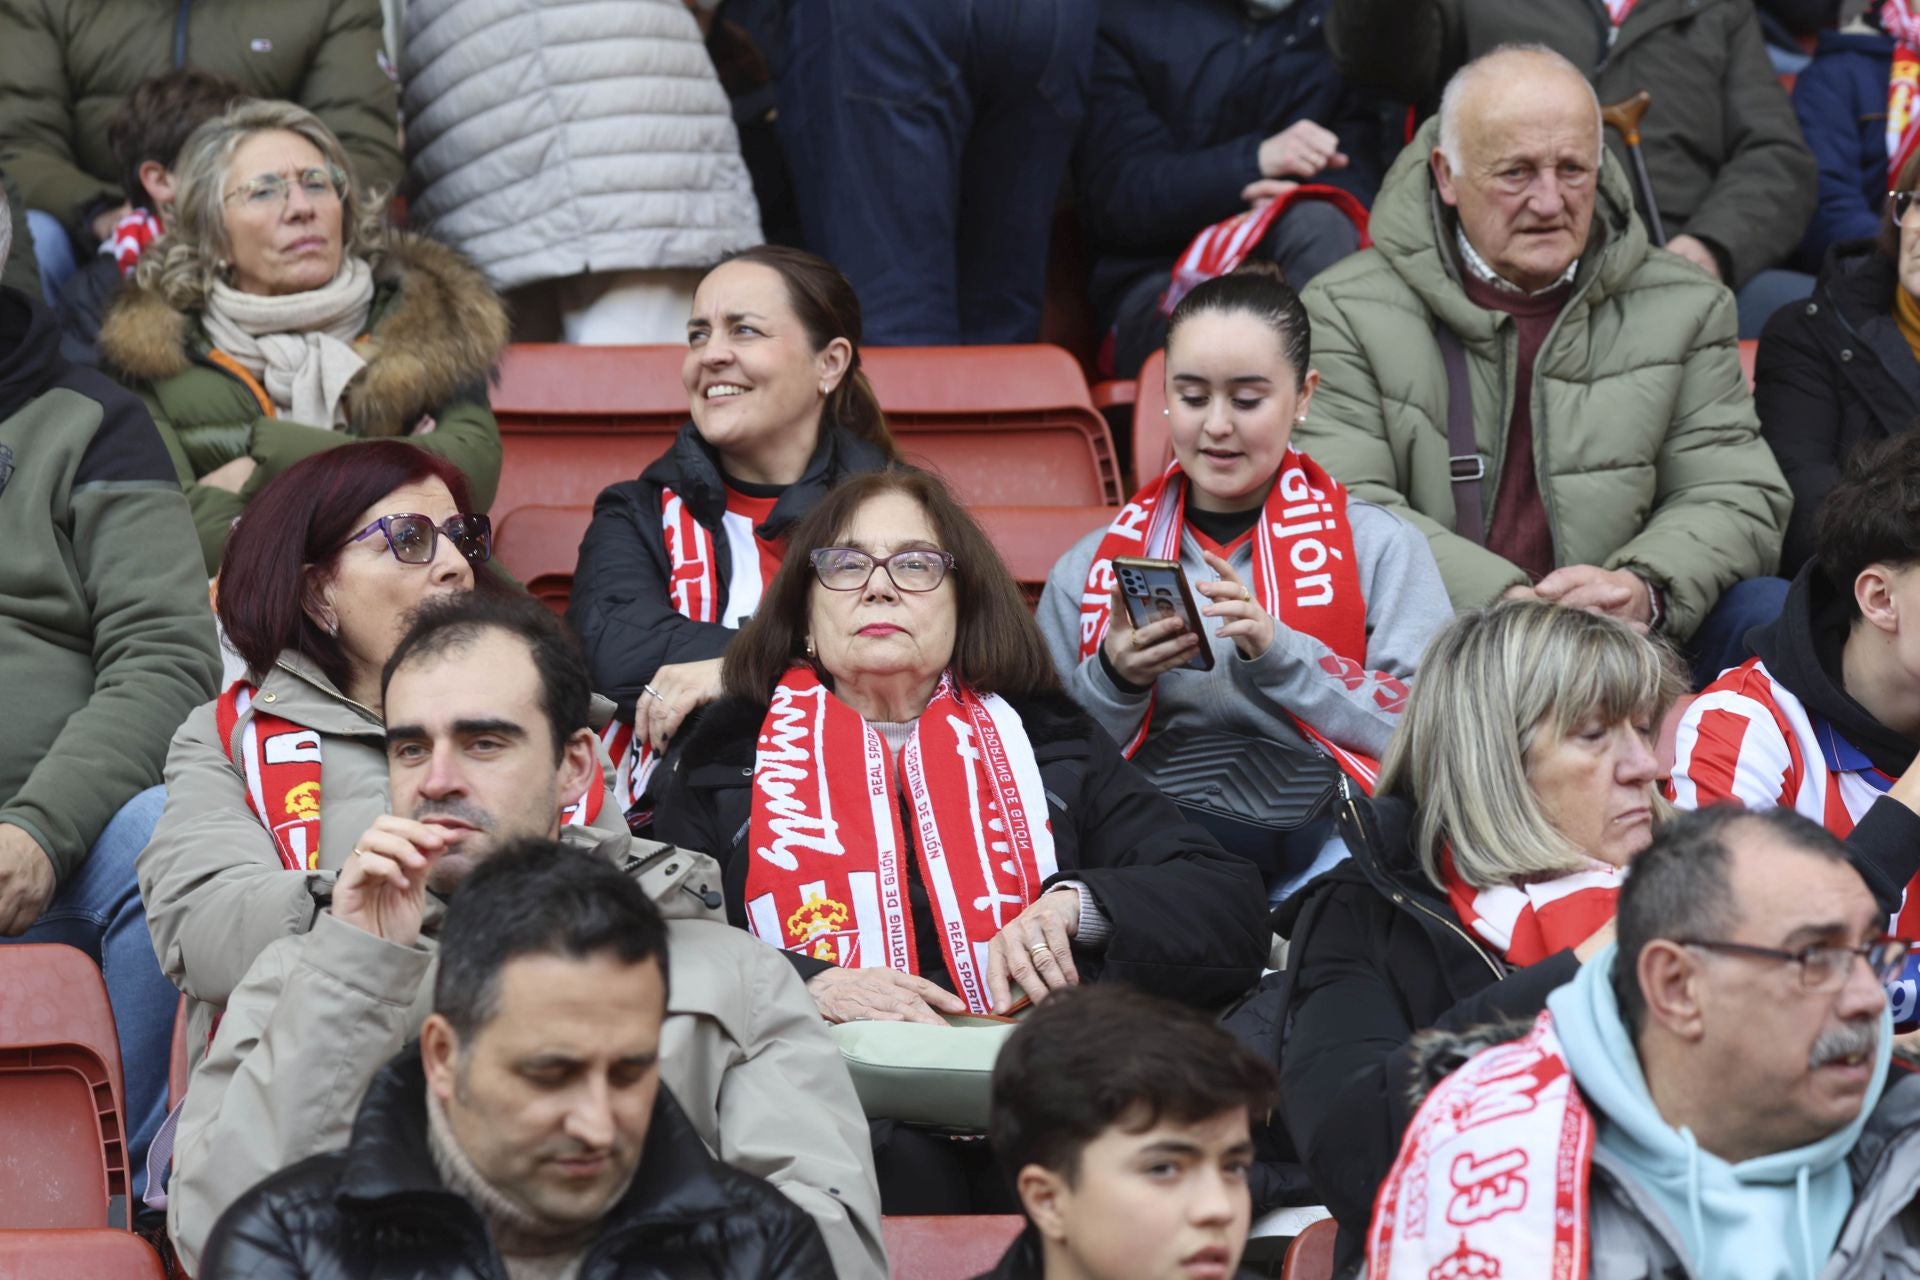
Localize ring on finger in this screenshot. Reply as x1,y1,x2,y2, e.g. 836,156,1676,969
1027,941,1053,958
642,684,663,701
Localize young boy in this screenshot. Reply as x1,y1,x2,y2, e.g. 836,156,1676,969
979,985,1278,1280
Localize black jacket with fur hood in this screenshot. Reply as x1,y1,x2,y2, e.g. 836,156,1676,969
647,687,1270,1010
96,232,507,573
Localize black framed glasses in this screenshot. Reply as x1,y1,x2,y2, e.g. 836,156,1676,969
1675,935,1914,994
1889,190,1920,223
348,512,492,565
809,546,955,593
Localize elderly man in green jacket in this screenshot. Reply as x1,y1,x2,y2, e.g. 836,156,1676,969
1298,45,1790,686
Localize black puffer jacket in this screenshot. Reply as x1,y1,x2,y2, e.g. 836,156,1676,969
648,688,1270,1010
1274,791,1581,1275
569,423,892,719
1755,240,1920,576
199,1051,834,1280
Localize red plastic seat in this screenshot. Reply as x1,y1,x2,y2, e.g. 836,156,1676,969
1132,348,1170,484
864,345,1123,506
974,505,1119,606
0,944,130,1228
494,504,595,614
1738,338,1758,392
1280,1217,1338,1280
0,1229,168,1278
490,344,686,520
881,1215,1026,1280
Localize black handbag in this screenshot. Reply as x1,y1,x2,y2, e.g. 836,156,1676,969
1131,729,1341,880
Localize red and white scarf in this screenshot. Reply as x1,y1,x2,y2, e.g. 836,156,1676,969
108,208,164,278
603,485,764,816
742,666,1056,1015
217,678,601,868
1886,3,1920,187
1440,848,1624,968
1603,0,1637,24
1073,456,1381,791
1159,185,1370,317
1369,1009,1595,1280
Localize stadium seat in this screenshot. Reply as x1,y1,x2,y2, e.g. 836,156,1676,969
975,505,1119,606
1132,348,1170,484
494,504,594,614
1738,339,1758,392
881,1215,1026,1279
0,1229,168,1278
1280,1216,1337,1280
864,345,1124,506
0,944,129,1228
490,344,686,520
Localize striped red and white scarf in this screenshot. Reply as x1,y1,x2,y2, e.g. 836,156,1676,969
1440,847,1624,968
1159,185,1369,317
742,665,1056,1014
107,208,164,278
1073,456,1381,791
1369,1008,1595,1280
1885,2,1920,187
603,485,764,817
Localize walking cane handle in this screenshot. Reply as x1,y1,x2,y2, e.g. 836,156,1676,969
1600,90,1652,146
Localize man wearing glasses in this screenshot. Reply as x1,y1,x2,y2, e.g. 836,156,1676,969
1369,807,1920,1280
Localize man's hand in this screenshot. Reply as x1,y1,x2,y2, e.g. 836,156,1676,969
0,824,56,936
1102,585,1201,687
636,657,725,754
1532,564,1653,629
1664,234,1722,281
1258,120,1348,180
985,888,1082,1014
200,456,258,494
330,817,450,948
805,966,968,1026
1241,178,1300,210
89,201,132,245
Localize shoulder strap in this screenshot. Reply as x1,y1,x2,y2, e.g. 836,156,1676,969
1433,324,1486,546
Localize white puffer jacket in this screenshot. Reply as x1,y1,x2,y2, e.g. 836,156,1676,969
401,0,763,291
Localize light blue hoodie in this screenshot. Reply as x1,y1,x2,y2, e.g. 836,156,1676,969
1546,945,1893,1280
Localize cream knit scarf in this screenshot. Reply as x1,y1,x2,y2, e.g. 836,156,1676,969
426,1088,613,1280
202,257,375,427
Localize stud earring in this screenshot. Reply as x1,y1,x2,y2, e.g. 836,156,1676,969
804,635,816,658
1162,408,1170,417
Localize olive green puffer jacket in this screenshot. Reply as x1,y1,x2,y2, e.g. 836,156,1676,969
97,232,506,574
0,0,401,239
1295,117,1789,639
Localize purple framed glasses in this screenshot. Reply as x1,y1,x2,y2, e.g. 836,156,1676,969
347,512,492,565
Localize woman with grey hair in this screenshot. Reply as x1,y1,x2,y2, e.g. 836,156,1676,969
1273,599,1683,1271
97,99,506,574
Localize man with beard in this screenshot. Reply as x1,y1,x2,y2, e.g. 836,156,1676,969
1367,807,1920,1280
164,593,883,1278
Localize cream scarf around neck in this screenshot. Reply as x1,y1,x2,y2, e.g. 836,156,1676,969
202,257,375,427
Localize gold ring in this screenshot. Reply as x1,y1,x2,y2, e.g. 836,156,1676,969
1027,942,1053,957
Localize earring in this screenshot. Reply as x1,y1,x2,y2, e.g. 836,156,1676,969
804,636,816,658
1295,414,1307,424
1162,408,1170,417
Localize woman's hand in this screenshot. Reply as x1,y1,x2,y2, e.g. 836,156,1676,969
1101,585,1201,688
985,888,1082,1014
1196,551,1275,660
202,456,258,494
806,965,968,1026
636,658,725,752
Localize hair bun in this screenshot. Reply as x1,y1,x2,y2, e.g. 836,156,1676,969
1229,258,1290,286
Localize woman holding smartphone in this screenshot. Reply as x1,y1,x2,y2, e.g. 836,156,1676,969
1037,264,1451,900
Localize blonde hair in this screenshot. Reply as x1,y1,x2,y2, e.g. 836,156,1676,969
134,98,387,310
1378,600,1683,892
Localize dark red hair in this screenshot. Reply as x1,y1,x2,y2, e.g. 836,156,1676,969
217,443,493,688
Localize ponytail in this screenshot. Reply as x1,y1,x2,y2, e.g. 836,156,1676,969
829,366,898,460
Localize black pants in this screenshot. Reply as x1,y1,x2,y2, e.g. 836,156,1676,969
871,1121,1021,1215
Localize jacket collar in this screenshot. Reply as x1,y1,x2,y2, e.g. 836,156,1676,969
337,1049,750,1239
250,651,385,738
646,421,889,535
1369,116,1642,341
0,286,61,420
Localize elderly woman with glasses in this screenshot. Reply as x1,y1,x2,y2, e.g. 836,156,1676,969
97,98,506,575
647,468,1266,1210
1757,149,1920,577
138,443,625,1064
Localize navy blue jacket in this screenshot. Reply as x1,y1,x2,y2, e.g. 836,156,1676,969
1074,0,1391,332
1795,30,1897,265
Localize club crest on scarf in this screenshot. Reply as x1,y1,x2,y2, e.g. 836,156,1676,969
743,666,1057,1013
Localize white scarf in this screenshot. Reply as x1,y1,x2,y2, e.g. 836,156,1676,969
202,258,375,427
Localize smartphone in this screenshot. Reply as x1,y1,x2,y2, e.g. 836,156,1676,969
1112,556,1214,672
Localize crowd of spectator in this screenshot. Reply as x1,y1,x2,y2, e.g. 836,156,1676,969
13,0,1920,1277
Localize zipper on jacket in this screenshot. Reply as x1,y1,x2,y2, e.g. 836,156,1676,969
1339,777,1504,980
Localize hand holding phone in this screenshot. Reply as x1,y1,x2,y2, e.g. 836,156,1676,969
1107,557,1212,684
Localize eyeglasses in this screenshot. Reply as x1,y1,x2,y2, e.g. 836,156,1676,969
1889,190,1920,223
1675,935,1915,993
223,166,347,208
347,513,492,565
809,546,955,593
